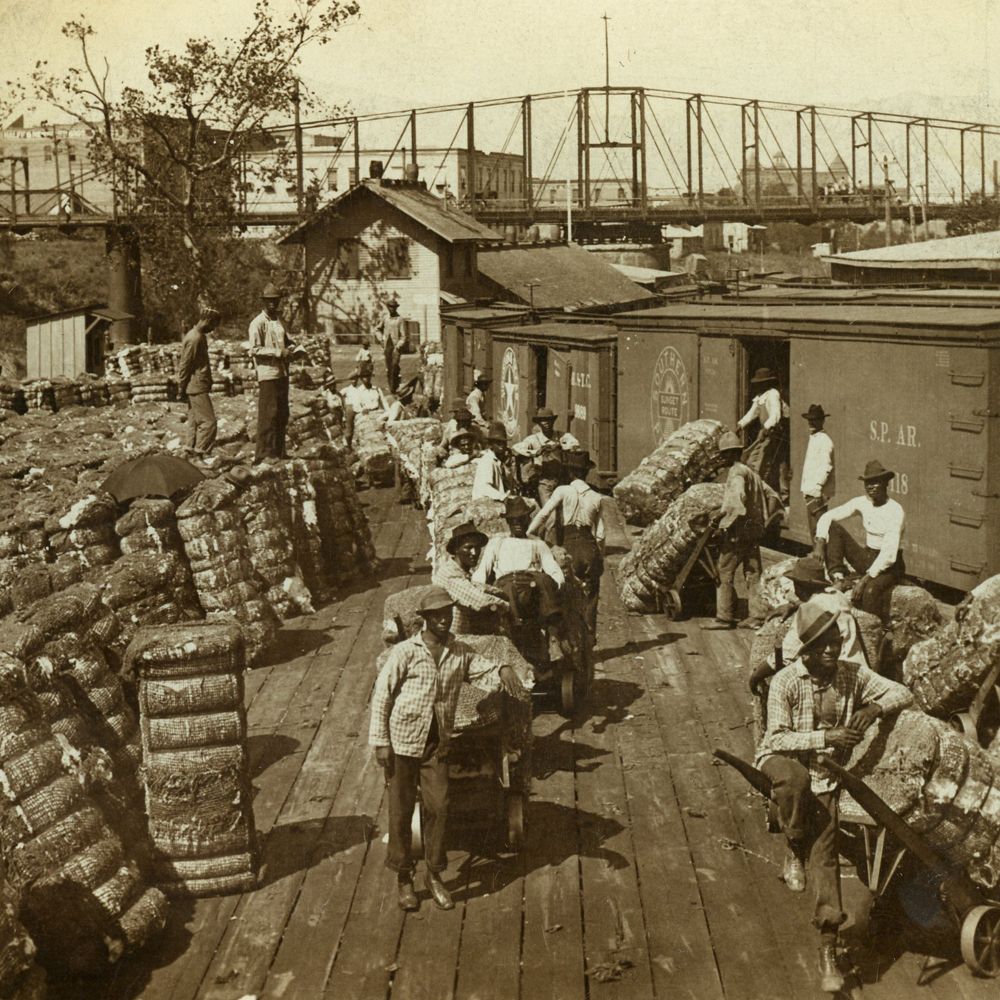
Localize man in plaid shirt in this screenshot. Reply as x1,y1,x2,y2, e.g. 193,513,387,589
370,586,525,912
754,601,912,993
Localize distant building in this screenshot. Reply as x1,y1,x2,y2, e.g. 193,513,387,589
661,225,704,256
280,178,503,344
741,151,852,201
703,221,767,253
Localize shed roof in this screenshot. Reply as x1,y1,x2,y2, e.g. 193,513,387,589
26,302,132,324
476,244,654,311
280,180,504,246
824,230,1000,270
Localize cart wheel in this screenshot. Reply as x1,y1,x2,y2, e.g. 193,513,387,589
960,905,1000,978
663,589,682,618
410,802,423,856
950,711,980,742
560,669,579,717
505,793,525,853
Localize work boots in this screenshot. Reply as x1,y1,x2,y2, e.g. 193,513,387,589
426,870,454,910
397,876,419,912
817,937,844,994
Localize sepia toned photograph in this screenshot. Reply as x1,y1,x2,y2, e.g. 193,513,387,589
1,1,1000,997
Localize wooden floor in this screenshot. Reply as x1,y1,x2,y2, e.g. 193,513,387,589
68,488,996,1000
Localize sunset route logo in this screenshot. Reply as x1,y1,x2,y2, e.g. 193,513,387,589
651,346,689,441
500,347,519,437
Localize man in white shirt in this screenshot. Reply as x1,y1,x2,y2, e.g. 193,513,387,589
528,449,605,635
512,407,580,504
472,422,512,501
813,460,905,624
465,372,491,431
737,367,790,504
799,404,834,541
343,367,388,415
474,495,564,626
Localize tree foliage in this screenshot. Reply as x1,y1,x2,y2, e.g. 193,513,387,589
945,194,1000,237
29,0,359,333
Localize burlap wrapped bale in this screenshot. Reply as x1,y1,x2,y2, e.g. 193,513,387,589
46,490,119,576
846,709,1000,888
128,623,259,897
617,483,725,613
904,575,1000,718
352,411,394,483
0,885,45,1000
428,463,479,573
613,419,725,527
114,498,186,559
882,584,944,674
277,459,336,604
756,557,798,616
0,656,167,974
386,418,441,495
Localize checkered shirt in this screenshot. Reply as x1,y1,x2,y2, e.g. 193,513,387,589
755,658,912,793
433,556,508,634
369,632,501,757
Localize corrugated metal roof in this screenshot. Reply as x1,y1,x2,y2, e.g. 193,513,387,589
281,181,504,245
476,244,654,310
824,230,1000,269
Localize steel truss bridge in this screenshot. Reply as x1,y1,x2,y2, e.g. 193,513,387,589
4,85,1000,232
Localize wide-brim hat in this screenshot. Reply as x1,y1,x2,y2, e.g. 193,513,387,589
504,495,532,520
449,400,470,414
859,460,894,483
446,521,488,554
565,448,595,469
718,431,743,454
795,602,839,649
783,555,829,590
533,406,556,422
750,367,778,384
417,585,455,614
450,429,474,447
486,421,508,444
261,282,283,300
801,404,827,421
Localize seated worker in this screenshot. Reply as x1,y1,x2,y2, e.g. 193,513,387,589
473,495,565,630
444,428,478,469
439,402,476,450
433,520,509,634
748,556,873,698
737,366,790,504
370,586,526,913
342,364,387,415
702,432,782,631
512,407,580,503
465,371,491,431
527,449,605,636
472,422,514,502
813,460,904,625
754,602,912,994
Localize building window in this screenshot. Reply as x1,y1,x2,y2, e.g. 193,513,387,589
263,183,276,195
383,237,411,279
348,167,358,187
327,169,338,191
617,186,625,201
550,188,556,204
335,238,362,279
44,145,52,163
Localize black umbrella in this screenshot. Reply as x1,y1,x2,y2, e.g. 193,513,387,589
101,452,205,502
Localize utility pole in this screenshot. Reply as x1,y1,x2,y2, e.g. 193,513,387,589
883,156,892,247
602,13,611,143
292,79,304,219
919,182,930,241
908,201,916,242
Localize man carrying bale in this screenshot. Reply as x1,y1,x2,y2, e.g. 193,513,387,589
813,459,905,625
512,407,580,503
177,305,221,460
433,521,509,634
754,602,912,994
703,432,782,631
370,586,526,912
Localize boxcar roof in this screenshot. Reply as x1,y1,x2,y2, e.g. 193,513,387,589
613,302,1000,341
492,321,619,344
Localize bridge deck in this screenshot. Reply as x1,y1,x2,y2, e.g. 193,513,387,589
59,489,996,1000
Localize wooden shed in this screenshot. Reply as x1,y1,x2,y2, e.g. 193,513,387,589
25,304,132,380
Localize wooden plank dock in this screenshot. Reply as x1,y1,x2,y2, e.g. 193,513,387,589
65,487,997,1000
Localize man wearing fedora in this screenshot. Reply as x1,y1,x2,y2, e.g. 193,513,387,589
813,460,905,624
512,407,580,504
472,421,514,502
465,371,492,432
528,449,605,636
433,521,509,635
444,428,478,469
248,283,306,462
439,401,477,450
755,602,911,993
737,366,790,504
370,586,526,911
381,297,406,394
800,404,835,541
703,432,782,631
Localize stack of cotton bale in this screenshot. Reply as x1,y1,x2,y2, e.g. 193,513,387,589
46,491,120,583
0,655,167,975
755,556,799,616
846,709,1000,890
617,483,725,613
21,382,54,413
175,478,278,662
352,411,394,485
385,417,441,499
113,346,143,380
427,462,477,572
130,375,176,405
0,887,46,1000
276,458,336,605
613,419,725,526
105,376,132,405
50,378,82,411
0,515,49,618
128,623,259,897
114,499,185,559
0,381,25,414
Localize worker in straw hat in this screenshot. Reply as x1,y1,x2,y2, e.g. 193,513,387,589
754,601,911,994
702,431,783,631
444,427,478,469
248,283,306,463
370,585,527,912
465,370,492,431
812,459,905,624
439,401,477,450
736,366,790,504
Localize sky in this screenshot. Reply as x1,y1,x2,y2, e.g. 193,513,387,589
3,0,1000,122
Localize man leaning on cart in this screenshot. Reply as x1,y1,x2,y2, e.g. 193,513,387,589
754,602,912,994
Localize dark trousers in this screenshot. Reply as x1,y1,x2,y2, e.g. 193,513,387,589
496,571,562,625
804,496,828,543
562,526,603,634
256,377,290,461
186,392,217,454
386,722,449,877
761,755,846,933
384,344,400,393
826,523,904,623
744,422,789,504
716,535,763,624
